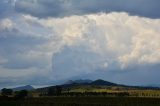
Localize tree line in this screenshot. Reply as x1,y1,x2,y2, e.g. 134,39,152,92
40,86,130,97
0,88,28,99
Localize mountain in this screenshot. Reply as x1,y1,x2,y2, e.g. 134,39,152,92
12,85,34,91
36,79,160,93
59,79,118,89
90,79,117,86
64,79,92,84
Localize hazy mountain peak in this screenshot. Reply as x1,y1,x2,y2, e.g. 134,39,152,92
91,79,117,86
12,85,34,91
64,79,93,84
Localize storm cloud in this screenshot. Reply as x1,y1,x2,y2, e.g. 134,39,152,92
0,0,160,88
15,0,160,18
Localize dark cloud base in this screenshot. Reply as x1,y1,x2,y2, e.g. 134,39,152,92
15,0,160,19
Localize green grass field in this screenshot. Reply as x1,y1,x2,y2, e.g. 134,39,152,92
66,86,160,98
1,97,160,106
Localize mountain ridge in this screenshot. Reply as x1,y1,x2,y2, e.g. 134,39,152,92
36,79,160,91
64,79,93,84
12,85,34,91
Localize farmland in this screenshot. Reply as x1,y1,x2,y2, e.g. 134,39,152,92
1,79,160,106
66,86,160,98
0,97,160,106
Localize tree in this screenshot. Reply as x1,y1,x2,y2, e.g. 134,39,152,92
47,86,62,96
55,86,62,96
47,87,55,96
14,90,28,99
1,88,13,96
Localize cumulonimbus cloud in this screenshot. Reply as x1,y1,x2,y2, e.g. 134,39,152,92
0,12,160,86
36,12,160,69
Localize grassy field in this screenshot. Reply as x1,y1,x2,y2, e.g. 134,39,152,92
0,97,160,106
1,83,160,106
67,86,160,98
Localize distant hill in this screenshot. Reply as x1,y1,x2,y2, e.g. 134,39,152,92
64,79,92,84
46,79,119,89
12,85,34,91
36,79,160,93
90,79,117,86
63,79,117,87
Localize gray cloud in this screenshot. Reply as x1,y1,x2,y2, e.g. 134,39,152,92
14,0,160,18
1,12,160,84
0,17,51,71
0,0,16,19
81,63,160,86
0,1,160,88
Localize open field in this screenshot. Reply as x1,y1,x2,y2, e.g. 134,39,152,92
1,97,160,106
67,86,160,98
1,80,160,106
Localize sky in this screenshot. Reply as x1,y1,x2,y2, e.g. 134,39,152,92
0,0,160,88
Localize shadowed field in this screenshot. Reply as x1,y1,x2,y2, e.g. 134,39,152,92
0,97,160,106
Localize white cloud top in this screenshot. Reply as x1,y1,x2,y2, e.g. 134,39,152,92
32,12,160,68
